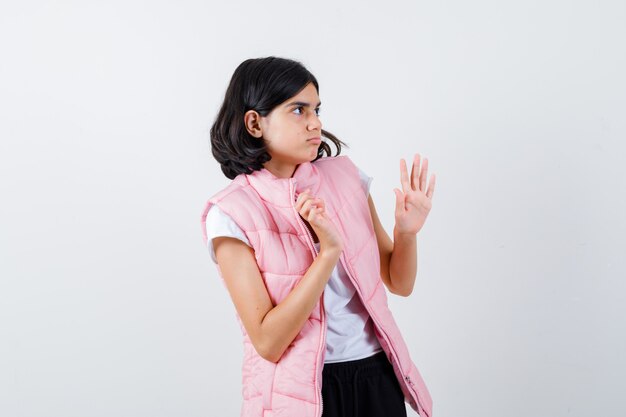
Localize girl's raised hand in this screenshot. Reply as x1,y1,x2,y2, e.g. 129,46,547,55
295,188,344,253
393,153,436,235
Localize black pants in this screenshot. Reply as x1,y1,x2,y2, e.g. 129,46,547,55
321,351,408,417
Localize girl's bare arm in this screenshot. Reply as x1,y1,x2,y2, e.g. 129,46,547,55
213,236,340,363
367,155,436,296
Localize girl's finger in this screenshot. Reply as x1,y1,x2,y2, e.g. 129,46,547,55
410,153,420,191
394,188,404,215
419,157,428,192
306,207,314,222
295,189,312,210
302,198,323,213
299,198,318,218
400,158,411,194
307,206,321,223
295,188,310,203
302,197,317,208
426,173,436,199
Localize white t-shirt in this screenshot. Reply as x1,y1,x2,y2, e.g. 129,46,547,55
205,167,383,363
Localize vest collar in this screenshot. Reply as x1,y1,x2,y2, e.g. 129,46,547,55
245,161,322,208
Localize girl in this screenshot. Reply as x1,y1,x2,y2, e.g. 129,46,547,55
201,56,436,417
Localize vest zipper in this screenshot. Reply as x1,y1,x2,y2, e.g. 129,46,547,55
289,180,326,417
337,253,422,412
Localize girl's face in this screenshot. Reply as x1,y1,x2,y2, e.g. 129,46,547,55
245,82,322,178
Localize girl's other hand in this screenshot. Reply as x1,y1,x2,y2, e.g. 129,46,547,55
393,153,436,235
295,188,343,254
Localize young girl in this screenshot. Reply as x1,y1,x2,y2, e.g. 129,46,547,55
201,56,436,417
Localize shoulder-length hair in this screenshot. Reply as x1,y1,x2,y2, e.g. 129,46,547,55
210,56,348,179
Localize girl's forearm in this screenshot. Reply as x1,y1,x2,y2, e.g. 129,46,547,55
258,248,341,362
388,227,418,296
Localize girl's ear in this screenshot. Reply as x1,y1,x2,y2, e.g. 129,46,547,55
244,110,263,138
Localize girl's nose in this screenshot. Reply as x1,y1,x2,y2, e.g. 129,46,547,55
308,114,322,130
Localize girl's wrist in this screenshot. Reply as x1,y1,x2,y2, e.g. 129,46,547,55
393,227,417,241
317,246,342,262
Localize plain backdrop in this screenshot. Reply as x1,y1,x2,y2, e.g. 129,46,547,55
1,1,625,416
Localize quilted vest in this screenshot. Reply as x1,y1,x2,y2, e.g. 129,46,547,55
200,155,433,417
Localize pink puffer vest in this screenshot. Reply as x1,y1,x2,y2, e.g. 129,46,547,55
200,155,433,417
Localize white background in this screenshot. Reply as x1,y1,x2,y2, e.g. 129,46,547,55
1,1,625,416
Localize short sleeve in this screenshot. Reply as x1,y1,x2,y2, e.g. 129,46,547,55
205,204,252,264
356,166,373,196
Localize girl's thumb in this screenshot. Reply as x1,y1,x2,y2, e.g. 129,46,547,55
393,189,404,214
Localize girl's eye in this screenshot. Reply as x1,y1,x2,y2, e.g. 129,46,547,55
293,107,321,116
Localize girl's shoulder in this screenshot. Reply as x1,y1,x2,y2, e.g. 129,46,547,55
314,155,372,195
206,173,252,203
205,204,251,263
313,154,360,176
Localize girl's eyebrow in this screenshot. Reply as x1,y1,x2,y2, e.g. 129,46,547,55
284,100,322,108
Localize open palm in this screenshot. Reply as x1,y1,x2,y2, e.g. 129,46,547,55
393,153,436,235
